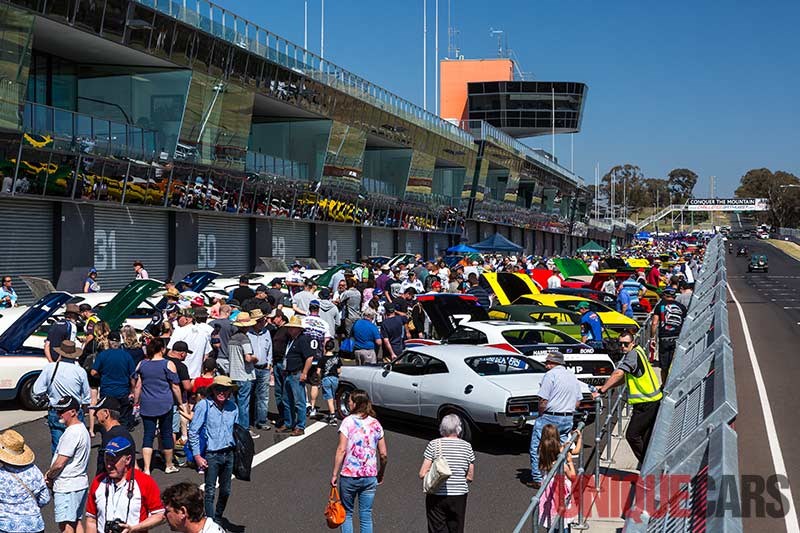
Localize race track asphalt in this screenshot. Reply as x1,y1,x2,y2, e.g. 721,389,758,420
726,238,800,532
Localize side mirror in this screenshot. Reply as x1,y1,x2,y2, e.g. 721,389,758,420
382,363,391,372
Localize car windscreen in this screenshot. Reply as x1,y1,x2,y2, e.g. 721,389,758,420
442,327,488,345
465,355,546,375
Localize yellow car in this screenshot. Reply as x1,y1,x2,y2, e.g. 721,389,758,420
480,272,540,305
512,293,639,333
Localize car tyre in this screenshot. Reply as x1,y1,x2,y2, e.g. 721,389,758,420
440,408,475,443
18,375,47,411
335,384,355,420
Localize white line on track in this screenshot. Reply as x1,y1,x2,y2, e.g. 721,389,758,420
728,282,799,532
200,421,328,490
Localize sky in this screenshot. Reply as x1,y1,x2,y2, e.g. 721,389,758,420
215,0,800,198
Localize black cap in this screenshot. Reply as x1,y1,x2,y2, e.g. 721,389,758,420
172,341,193,353
239,275,250,283
53,395,79,412
270,278,282,286
89,396,122,412
319,287,331,299
384,303,396,314
166,303,180,314
229,299,241,308
256,285,268,293
78,303,93,313
108,331,121,342
304,278,316,287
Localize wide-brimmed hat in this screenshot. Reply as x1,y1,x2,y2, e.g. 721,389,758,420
249,309,265,320
64,303,80,317
0,429,35,466
233,311,256,327
282,315,306,329
545,351,565,365
166,287,180,297
54,340,83,359
211,375,238,391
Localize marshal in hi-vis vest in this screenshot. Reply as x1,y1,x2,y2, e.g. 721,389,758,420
625,346,663,404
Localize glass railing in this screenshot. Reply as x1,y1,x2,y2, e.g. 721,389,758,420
22,101,157,160
460,119,584,187
135,0,475,148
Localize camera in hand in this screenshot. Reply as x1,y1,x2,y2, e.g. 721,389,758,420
106,518,126,533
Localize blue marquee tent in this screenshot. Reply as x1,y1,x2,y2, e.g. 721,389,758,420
470,233,523,253
446,243,479,254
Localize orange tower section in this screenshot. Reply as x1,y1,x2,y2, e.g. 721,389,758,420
439,58,514,123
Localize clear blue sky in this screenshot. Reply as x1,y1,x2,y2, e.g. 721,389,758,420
216,0,799,197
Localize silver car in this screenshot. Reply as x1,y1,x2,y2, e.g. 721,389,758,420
336,345,594,441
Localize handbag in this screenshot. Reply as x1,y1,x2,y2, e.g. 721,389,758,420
33,360,61,406
232,423,254,481
423,439,452,494
324,486,346,528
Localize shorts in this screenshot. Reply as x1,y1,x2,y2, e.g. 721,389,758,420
307,367,322,386
53,489,87,523
321,376,339,400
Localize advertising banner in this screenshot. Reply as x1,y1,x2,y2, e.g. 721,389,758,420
686,198,768,211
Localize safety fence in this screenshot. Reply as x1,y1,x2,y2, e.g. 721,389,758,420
624,235,742,532
512,236,740,532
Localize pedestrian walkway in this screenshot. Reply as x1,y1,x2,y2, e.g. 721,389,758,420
574,410,638,532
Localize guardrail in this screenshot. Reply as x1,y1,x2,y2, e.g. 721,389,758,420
624,235,742,532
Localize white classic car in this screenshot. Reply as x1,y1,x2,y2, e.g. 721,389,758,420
336,344,594,441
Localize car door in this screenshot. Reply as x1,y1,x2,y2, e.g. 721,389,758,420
370,351,423,416
417,356,452,420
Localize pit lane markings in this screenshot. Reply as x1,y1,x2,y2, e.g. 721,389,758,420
729,282,800,532
200,421,328,491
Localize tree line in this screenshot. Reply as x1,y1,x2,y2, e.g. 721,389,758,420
735,168,800,228
594,165,699,217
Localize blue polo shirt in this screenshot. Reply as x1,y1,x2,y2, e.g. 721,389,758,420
352,319,382,350
92,348,136,398
616,289,634,318
580,311,603,342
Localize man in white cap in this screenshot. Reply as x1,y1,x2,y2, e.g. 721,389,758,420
527,352,582,490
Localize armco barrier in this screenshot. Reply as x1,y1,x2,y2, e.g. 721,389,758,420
624,235,742,532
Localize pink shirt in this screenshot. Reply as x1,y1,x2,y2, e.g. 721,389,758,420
339,415,384,478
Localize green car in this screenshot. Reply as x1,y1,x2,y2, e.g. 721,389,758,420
748,254,768,273
488,304,585,340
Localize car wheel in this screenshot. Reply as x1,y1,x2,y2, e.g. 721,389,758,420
440,408,475,443
335,384,355,419
18,375,48,411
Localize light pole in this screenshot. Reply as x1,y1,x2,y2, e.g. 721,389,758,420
321,0,325,59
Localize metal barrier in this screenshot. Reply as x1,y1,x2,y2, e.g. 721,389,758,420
623,235,742,532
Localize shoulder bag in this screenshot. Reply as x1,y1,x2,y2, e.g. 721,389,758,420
33,360,61,406
423,439,452,494
324,486,346,528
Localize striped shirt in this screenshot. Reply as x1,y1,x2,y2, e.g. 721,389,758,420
424,438,475,496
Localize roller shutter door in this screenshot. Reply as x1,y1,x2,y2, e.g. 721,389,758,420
271,219,311,262
403,231,423,254
466,221,478,242
0,199,54,304
94,206,168,290
431,233,449,258
525,230,534,255
481,224,493,240
327,224,356,266
369,228,393,257
198,214,250,276
512,227,523,249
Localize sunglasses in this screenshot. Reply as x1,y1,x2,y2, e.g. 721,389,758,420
620,341,634,347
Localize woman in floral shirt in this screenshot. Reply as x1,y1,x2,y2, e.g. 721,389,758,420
331,390,388,533
0,430,50,533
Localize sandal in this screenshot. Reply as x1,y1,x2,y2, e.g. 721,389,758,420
165,465,180,474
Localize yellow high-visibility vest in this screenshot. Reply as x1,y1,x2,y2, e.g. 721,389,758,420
625,346,663,404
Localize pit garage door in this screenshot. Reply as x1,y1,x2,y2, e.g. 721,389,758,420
370,228,393,257
512,227,523,249
430,233,449,258
272,219,311,262
403,231,423,254
328,224,356,266
0,199,54,304
465,221,478,242
198,214,250,276
94,206,169,290
524,230,534,256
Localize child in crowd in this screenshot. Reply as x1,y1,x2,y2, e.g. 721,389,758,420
319,339,342,425
538,424,579,529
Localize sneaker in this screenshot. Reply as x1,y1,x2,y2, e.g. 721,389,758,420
197,468,205,475
249,430,261,439
309,408,317,418
328,415,338,426
165,465,180,474
255,423,272,430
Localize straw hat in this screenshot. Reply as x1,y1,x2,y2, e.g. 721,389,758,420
232,311,256,327
0,429,35,466
249,309,265,320
282,315,306,329
210,375,238,391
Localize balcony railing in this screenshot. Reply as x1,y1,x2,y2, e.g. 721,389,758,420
135,0,475,148
22,101,157,160
460,119,584,188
